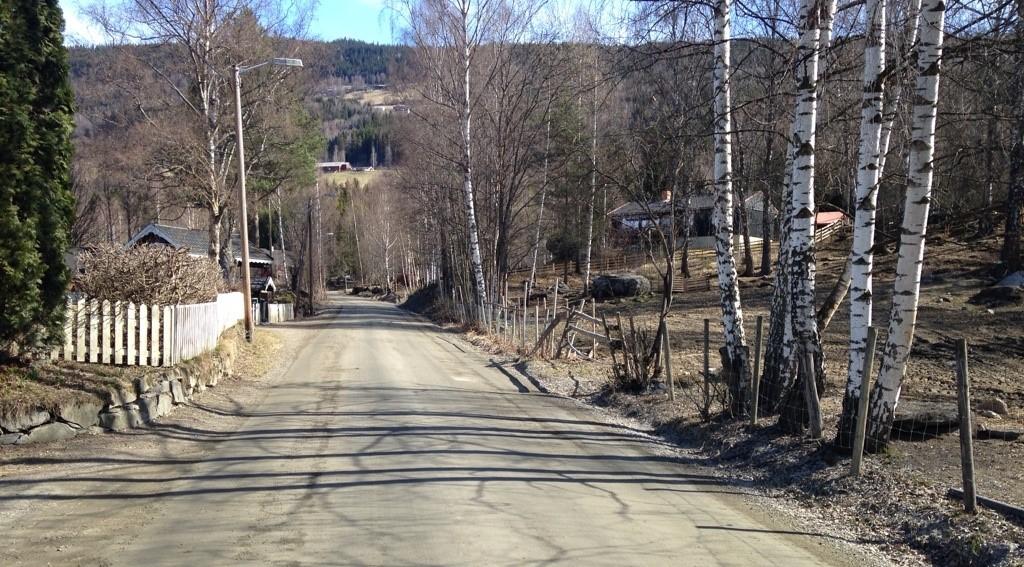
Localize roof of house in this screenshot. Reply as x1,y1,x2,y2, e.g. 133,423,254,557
608,191,774,219
127,223,274,264
815,211,849,225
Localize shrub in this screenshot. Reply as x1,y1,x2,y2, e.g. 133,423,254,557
75,244,223,305
0,0,76,358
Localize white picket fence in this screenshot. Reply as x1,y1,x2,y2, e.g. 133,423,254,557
51,292,245,367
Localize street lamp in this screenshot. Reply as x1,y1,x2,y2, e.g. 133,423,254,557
233,57,304,342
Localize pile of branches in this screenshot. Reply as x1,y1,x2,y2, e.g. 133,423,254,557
75,244,223,305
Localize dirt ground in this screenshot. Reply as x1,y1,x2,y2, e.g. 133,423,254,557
467,227,1024,565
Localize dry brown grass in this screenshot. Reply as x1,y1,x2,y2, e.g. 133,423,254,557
0,325,283,421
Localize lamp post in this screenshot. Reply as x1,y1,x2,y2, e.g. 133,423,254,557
233,57,303,342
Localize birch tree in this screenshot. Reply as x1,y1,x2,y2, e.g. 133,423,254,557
835,0,887,446
89,0,310,264
526,118,552,299
711,0,751,414
397,0,498,317
775,0,835,432
456,0,489,314
865,0,947,451
582,75,599,293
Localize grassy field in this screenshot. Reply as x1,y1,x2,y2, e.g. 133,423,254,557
341,88,401,106
321,169,386,188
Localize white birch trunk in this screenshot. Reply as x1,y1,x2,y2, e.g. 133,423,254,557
458,1,488,316
582,84,598,293
712,0,750,414
527,119,551,300
838,0,887,446
877,0,923,175
787,0,825,355
773,0,836,432
866,0,946,450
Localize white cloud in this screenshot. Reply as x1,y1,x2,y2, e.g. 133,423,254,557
61,0,106,46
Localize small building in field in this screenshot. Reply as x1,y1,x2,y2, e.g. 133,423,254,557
608,190,777,244
317,161,351,173
126,223,287,289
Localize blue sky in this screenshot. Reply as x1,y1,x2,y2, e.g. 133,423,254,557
60,0,396,46
60,1,631,47
311,0,393,44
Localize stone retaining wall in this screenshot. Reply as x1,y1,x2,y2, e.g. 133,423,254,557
0,334,239,446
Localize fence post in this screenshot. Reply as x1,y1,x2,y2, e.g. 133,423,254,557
750,315,763,426
138,304,148,366
76,298,87,362
88,299,99,363
101,300,112,364
535,303,540,345
851,326,878,476
150,305,160,367
801,346,823,439
661,319,674,401
703,319,710,417
552,277,559,315
127,303,136,366
63,297,74,360
956,338,977,514
113,301,124,365
163,306,173,367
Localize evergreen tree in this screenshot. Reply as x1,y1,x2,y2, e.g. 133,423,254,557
0,0,75,358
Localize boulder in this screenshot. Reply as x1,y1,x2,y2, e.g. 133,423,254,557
0,433,25,445
126,404,145,428
170,379,187,404
891,399,960,440
99,408,129,431
0,408,50,432
976,397,1009,416
56,400,102,429
133,375,153,396
551,281,570,294
591,274,651,300
138,393,173,421
969,286,1023,307
997,271,1024,288
105,383,137,407
527,291,549,303
17,422,77,445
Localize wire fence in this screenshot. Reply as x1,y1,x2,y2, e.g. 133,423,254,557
440,284,1023,521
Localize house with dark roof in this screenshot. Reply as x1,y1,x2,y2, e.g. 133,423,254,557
126,223,287,290
608,190,776,245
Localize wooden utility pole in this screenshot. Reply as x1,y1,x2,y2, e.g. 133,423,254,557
307,199,315,315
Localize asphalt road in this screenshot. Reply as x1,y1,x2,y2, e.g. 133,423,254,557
0,295,854,566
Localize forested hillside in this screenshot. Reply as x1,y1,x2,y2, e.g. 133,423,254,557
67,37,405,248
